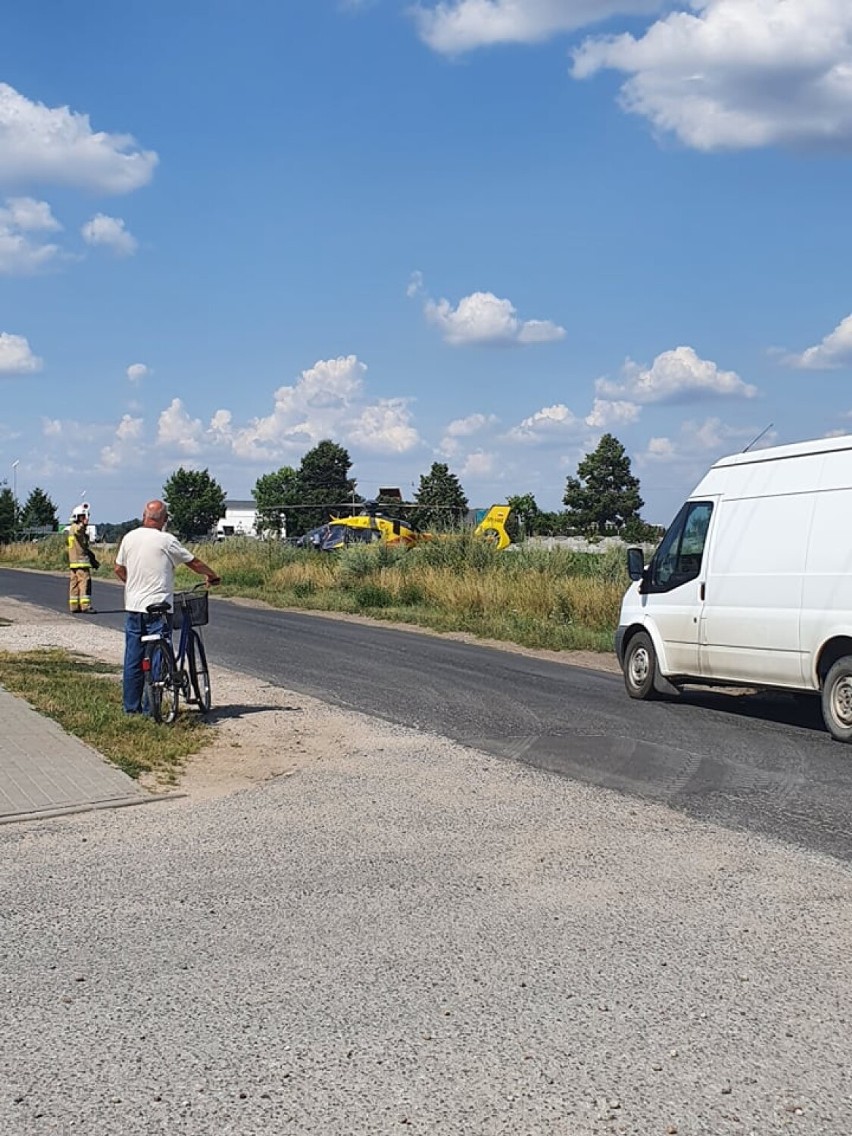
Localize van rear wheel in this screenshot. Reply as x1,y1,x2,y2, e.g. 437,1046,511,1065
822,657,852,742
624,631,659,701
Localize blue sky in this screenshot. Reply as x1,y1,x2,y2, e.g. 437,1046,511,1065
2,0,852,525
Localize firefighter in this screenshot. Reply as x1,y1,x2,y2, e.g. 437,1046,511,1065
67,506,96,614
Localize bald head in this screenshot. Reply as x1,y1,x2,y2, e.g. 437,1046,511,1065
142,499,168,528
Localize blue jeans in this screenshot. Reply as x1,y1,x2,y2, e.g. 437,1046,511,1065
123,612,169,714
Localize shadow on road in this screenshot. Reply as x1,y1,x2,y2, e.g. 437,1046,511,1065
677,687,826,735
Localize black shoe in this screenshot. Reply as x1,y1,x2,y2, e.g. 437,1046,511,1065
82,608,97,614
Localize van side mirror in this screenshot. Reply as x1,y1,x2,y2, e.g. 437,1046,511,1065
626,547,645,582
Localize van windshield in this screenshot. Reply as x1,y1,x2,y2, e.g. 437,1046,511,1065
650,501,713,591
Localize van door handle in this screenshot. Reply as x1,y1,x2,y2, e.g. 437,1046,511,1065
700,583,706,602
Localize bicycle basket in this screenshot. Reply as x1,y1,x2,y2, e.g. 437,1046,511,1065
172,589,209,628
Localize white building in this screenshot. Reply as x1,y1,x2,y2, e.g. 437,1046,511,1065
215,500,259,539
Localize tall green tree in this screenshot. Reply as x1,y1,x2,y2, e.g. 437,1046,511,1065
506,493,540,539
294,440,360,536
563,433,644,535
0,485,17,544
413,463,468,531
19,486,58,530
162,467,226,540
253,466,300,538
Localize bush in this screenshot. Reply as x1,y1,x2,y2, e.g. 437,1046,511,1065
291,580,317,598
337,546,378,585
353,583,393,608
396,581,425,606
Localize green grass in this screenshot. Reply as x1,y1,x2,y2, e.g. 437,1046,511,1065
1,533,630,653
0,649,211,782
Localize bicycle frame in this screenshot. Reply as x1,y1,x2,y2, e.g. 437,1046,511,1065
140,585,210,721
172,615,193,673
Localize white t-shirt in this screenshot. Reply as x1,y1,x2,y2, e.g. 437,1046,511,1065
116,527,195,613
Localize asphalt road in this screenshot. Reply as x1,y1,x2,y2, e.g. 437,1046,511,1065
3,567,852,861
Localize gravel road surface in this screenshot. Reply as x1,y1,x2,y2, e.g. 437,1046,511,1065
1,596,852,1134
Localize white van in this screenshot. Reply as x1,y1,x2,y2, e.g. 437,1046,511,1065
615,434,852,742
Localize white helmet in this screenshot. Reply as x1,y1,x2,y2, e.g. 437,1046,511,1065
72,504,89,520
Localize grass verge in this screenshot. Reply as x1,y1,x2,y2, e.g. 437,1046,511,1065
0,648,211,782
0,534,629,653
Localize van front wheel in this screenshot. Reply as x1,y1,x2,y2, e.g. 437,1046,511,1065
624,631,659,701
821,658,852,742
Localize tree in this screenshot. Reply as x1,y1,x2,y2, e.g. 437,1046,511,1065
294,440,360,536
563,434,644,535
506,493,540,540
98,519,142,544
162,468,226,540
535,511,572,537
253,466,300,538
0,485,17,544
413,463,468,531
19,487,58,531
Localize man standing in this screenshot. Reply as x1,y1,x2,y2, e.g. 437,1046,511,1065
67,506,96,614
114,499,220,714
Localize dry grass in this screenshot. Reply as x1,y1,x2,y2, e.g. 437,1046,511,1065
1,534,628,652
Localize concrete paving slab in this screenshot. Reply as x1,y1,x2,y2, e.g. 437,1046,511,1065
0,685,144,824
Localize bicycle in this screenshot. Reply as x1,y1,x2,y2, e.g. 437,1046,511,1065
140,583,212,723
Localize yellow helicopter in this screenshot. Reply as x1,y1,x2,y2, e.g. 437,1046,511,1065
296,501,512,551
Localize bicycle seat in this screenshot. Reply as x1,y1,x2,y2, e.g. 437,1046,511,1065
145,601,172,616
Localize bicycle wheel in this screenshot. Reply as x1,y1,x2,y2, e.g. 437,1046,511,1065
145,641,179,724
188,630,212,714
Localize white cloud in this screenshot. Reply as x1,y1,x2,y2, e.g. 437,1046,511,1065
81,213,138,256
99,415,144,469
157,398,203,454
641,417,775,463
424,290,565,346
0,332,43,374
597,346,757,403
785,313,852,370
148,356,420,465
447,412,498,437
126,362,150,383
585,397,641,428
573,0,852,151
231,355,368,460
116,414,143,441
2,196,61,232
439,412,499,456
460,449,495,477
506,402,580,443
209,409,233,437
646,435,676,460
406,269,424,298
348,399,422,453
0,196,62,274
413,0,663,54
0,82,157,193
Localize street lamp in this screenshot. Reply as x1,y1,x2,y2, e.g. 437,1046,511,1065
11,460,19,505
